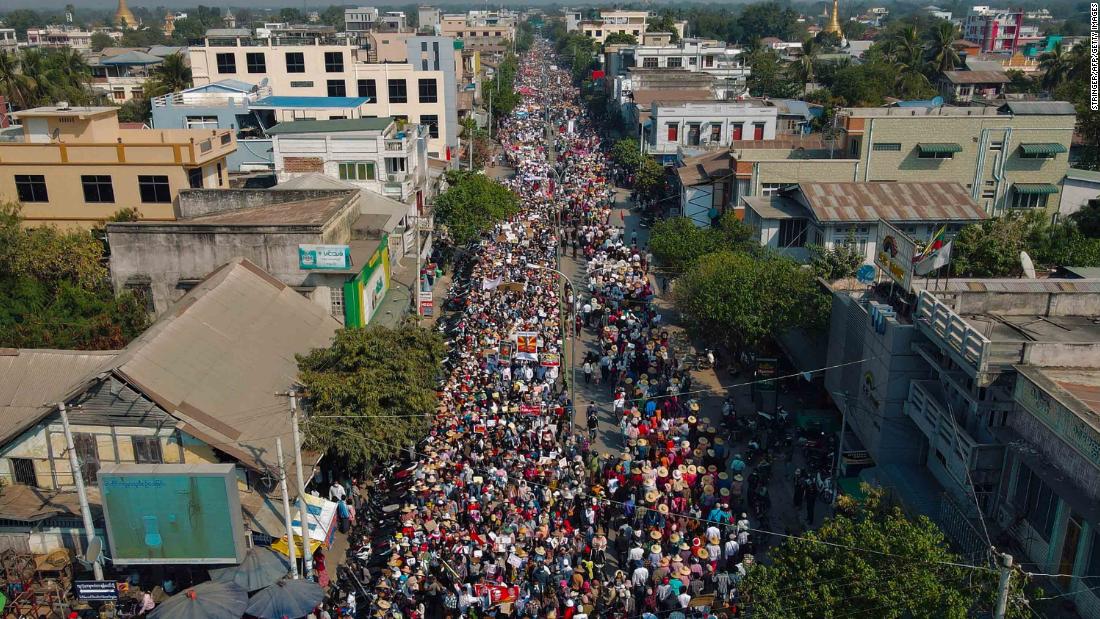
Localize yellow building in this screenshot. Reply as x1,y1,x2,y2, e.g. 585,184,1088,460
0,105,235,229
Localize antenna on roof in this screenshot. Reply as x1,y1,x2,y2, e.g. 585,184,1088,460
1020,251,1036,279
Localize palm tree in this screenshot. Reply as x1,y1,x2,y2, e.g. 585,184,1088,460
0,51,37,108
795,37,820,87
893,43,932,98
927,22,960,73
49,47,92,104
17,49,59,107
145,52,192,99
1037,43,1082,92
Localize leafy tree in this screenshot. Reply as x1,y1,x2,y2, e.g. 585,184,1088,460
1005,70,1039,95
814,31,842,50
610,138,644,177
634,157,666,202
742,486,1031,618
0,203,148,350
170,17,208,43
808,241,864,280
279,8,305,23
738,2,801,42
603,32,638,46
116,98,151,123
828,62,897,106
746,47,800,98
434,170,520,245
674,251,827,354
144,52,192,99
1070,200,1100,238
793,37,821,86
297,325,444,471
646,15,681,43
952,213,1041,277
649,212,756,274
91,32,115,51
927,21,960,73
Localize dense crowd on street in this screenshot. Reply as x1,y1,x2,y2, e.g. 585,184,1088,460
348,41,791,619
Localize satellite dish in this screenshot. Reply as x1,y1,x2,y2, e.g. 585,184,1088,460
258,77,269,90
85,536,103,564
1020,251,1036,279
856,264,876,284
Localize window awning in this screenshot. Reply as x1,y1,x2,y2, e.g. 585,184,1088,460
1019,142,1067,155
1013,183,1060,195
917,142,963,154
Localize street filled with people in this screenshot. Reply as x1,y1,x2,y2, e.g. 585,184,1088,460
328,41,837,619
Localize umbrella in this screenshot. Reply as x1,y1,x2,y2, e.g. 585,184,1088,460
209,546,292,591
244,579,324,619
148,581,248,619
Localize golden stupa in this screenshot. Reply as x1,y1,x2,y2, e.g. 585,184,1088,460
825,0,843,35
115,0,137,29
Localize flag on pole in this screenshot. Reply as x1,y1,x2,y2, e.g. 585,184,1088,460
914,240,953,276
913,225,947,263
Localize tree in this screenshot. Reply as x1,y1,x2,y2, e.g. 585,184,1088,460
808,241,864,281
828,62,897,106
952,213,1040,277
116,98,151,123
0,203,149,350
0,51,36,108
674,251,827,354
742,486,1031,618
649,212,756,274
634,158,666,202
170,17,208,43
91,32,115,51
1071,200,1100,238
296,325,444,471
434,170,520,245
746,47,800,98
794,37,821,86
814,30,842,50
1005,70,1038,95
737,2,801,42
610,138,644,177
927,21,960,73
144,52,192,99
646,15,681,43
603,32,638,46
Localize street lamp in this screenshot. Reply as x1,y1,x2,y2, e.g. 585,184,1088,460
525,262,577,434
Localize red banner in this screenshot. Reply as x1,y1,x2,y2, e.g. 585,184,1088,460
591,70,605,79
519,404,542,415
475,584,519,605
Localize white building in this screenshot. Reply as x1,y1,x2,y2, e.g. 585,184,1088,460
0,28,18,51
25,26,92,50
345,7,380,32
605,39,750,99
649,101,778,157
742,181,987,262
579,10,687,45
1059,169,1100,220
418,7,442,33
269,116,429,213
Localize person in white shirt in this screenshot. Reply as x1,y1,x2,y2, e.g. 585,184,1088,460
631,564,649,588
328,481,346,502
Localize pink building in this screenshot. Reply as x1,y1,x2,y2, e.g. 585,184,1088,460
962,6,1024,53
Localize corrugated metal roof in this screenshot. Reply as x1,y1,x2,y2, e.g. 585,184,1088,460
0,349,118,445
942,70,1010,84
792,182,988,223
914,278,1100,294
1066,168,1100,183
1000,101,1077,115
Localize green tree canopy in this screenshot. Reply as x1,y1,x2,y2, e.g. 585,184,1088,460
742,487,1031,618
634,157,666,202
297,325,444,470
673,251,827,353
610,138,644,176
1070,200,1100,238
649,212,755,274
435,170,520,245
808,240,864,281
646,15,681,43
603,32,637,46
746,47,800,98
738,2,802,41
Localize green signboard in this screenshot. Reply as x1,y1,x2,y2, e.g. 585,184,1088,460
299,244,352,270
99,464,246,565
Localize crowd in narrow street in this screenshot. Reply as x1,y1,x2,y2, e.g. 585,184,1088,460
337,41,834,619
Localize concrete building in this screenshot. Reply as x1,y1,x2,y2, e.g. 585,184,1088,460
648,100,778,158
939,69,1010,103
0,28,19,51
579,10,685,45
88,49,165,103
188,33,457,158
963,6,1025,53
742,181,987,262
439,10,516,52
269,117,429,212
565,9,584,32
418,7,442,33
673,150,734,227
1059,168,1100,219
605,39,750,96
345,6,380,32
0,105,235,229
25,26,92,50
106,187,412,325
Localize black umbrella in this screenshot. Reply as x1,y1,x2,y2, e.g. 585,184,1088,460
209,546,292,591
244,578,324,619
147,581,248,619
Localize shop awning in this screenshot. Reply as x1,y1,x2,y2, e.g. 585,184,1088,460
917,142,962,154
1013,183,1060,194
1019,142,1067,155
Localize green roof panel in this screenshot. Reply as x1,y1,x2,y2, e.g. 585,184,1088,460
1019,142,1067,155
917,142,963,154
1013,183,1060,195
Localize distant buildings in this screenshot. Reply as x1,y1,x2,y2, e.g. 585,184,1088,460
25,26,93,50
962,6,1025,54
577,10,687,45
439,10,517,52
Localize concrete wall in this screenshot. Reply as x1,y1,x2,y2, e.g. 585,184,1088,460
1060,176,1100,219
151,103,272,172
952,290,1100,317
651,103,777,154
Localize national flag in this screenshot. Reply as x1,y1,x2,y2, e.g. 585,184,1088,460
914,240,953,276
913,226,947,263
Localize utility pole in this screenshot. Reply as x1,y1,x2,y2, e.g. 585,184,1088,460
832,392,848,507
60,403,104,580
289,392,314,578
275,438,299,579
994,552,1014,619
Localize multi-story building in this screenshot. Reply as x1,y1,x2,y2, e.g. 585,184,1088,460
0,105,235,229
380,12,409,32
580,10,684,45
25,26,93,50
963,6,1025,54
345,6,380,32
565,9,584,32
0,28,18,51
605,39,751,95
188,32,458,158
88,49,167,103
439,10,516,51
418,7,442,33
648,101,777,158
938,69,1010,103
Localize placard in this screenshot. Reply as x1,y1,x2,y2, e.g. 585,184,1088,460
873,221,917,291
75,581,120,601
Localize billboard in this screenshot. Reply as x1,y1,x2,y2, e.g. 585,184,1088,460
99,463,246,565
298,244,352,270
874,221,917,291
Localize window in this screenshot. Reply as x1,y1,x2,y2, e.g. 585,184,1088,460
666,123,678,141
418,78,438,103
1013,464,1058,541
327,79,347,97
1086,529,1100,578
290,80,314,88
81,175,114,203
388,79,408,103
981,189,996,199
185,115,219,129
285,52,305,73
761,183,785,196
215,52,236,74
918,150,954,159
188,168,204,189
330,287,345,319
132,87,143,99
246,52,266,73
12,457,37,486
358,79,377,100
421,41,428,52
753,123,765,140
642,57,658,68
1011,191,1048,209
990,140,1004,151
131,436,163,464
338,162,376,181
873,142,901,151
421,114,439,138
324,51,344,72
710,123,721,142
777,218,807,248
73,433,99,484
667,56,682,68
113,89,126,101
138,175,171,203
216,163,223,187
15,174,48,202
849,138,861,157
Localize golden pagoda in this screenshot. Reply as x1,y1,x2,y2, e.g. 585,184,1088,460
825,0,843,35
163,11,175,36
114,0,137,29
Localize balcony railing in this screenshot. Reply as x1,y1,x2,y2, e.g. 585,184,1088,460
914,289,989,371
152,85,272,108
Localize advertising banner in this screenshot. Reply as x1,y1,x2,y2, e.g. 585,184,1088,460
298,245,352,270
874,221,917,291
